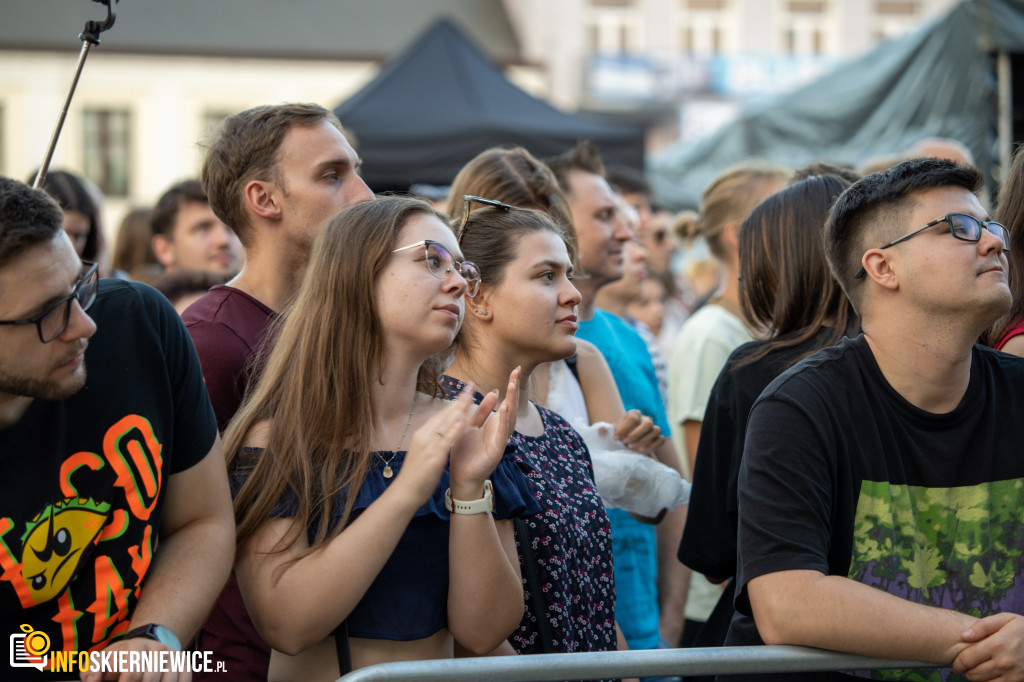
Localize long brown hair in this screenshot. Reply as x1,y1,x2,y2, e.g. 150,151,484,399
986,146,1024,347
735,174,858,368
226,197,449,554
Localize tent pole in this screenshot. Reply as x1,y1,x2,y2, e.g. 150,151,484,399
997,50,1012,184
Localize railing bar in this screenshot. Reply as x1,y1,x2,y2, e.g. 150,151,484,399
337,646,934,682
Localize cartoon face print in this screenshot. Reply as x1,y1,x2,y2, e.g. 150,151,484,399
20,498,109,603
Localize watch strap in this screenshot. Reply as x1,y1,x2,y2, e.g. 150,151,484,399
115,623,182,651
445,480,494,515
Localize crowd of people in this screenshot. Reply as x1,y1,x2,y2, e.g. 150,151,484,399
2,98,1023,682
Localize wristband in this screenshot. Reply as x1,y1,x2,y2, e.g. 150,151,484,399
445,480,494,515
113,623,182,651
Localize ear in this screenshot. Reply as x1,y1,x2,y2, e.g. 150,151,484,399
860,248,899,291
244,179,282,221
151,234,175,268
723,221,740,252
468,286,494,321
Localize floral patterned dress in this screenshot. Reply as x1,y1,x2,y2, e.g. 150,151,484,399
440,376,618,655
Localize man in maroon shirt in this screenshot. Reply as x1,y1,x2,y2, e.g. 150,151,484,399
182,102,373,678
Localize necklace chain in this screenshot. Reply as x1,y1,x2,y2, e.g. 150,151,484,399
377,394,416,479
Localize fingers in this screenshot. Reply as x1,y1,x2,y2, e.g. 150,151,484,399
501,367,521,435
952,614,1024,680
954,642,993,676
472,389,500,428
615,410,663,453
963,614,1017,642
613,409,642,441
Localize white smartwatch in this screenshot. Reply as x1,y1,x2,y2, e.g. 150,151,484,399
445,480,494,515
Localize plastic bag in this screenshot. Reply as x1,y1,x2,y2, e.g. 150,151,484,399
574,420,691,517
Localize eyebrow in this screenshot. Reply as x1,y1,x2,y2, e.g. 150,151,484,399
315,158,354,173
533,259,573,272
22,263,84,319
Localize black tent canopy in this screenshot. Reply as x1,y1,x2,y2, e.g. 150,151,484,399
334,19,644,192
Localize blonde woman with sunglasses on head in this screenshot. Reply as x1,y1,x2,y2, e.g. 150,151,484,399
225,198,537,680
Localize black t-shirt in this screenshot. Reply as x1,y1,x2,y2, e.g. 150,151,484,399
728,335,1024,681
678,329,836,647
0,279,217,680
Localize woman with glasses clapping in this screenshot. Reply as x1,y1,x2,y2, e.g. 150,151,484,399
225,197,537,680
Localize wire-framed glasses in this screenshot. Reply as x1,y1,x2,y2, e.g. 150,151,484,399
458,195,515,246
0,261,99,342
391,239,481,298
854,213,1011,279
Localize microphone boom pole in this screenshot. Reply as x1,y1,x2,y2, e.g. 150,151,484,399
33,0,118,189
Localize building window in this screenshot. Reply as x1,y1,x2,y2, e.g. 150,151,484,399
687,0,725,9
875,1,917,15
788,0,826,11
82,108,131,197
201,109,233,145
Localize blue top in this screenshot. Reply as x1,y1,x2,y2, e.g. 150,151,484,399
233,445,540,641
577,307,670,651
578,309,670,433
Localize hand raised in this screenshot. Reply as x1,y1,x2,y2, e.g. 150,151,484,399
449,367,521,498
395,387,475,505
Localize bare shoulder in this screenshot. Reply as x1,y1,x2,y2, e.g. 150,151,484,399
999,334,1024,358
574,337,602,360
574,338,613,375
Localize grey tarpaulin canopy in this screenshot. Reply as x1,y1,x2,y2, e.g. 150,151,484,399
334,18,644,192
649,0,1024,210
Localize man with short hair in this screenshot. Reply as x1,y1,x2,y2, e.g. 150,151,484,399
546,142,689,664
183,102,372,680
183,103,373,429
0,177,234,681
151,179,240,278
730,158,1024,680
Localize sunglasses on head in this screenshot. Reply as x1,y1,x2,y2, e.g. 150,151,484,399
457,195,515,246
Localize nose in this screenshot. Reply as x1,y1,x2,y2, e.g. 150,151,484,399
60,298,97,343
442,265,470,297
979,225,1007,254
612,213,633,243
562,279,583,307
348,174,374,206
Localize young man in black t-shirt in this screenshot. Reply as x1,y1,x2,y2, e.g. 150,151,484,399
731,159,1024,680
0,177,235,680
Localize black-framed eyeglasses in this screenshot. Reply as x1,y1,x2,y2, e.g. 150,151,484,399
392,239,481,298
458,195,515,246
0,261,99,342
854,213,1011,279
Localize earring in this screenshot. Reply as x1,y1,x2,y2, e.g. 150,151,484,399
475,309,489,317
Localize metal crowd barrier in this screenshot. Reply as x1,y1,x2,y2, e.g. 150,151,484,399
337,645,932,681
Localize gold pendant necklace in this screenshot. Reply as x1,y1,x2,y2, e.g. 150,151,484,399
378,394,416,479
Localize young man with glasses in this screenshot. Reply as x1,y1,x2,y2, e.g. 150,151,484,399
0,177,235,679
182,102,373,680
728,159,1024,680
